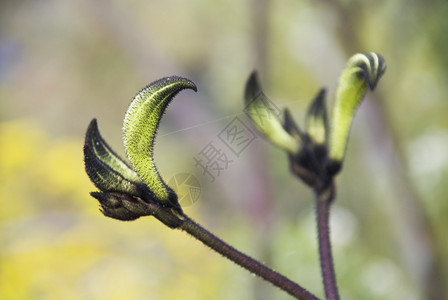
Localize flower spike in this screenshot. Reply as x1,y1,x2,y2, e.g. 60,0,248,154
328,52,386,175
123,76,197,205
244,72,300,154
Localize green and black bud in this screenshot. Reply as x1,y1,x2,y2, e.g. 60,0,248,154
305,88,328,150
84,119,147,197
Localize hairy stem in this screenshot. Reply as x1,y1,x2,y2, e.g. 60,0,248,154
179,215,319,300
316,182,339,300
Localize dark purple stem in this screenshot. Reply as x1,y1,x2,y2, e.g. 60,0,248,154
316,182,340,300
180,215,320,300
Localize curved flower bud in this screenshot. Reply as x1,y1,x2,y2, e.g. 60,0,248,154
84,119,147,196
328,52,386,175
244,72,300,154
123,76,197,206
305,88,328,147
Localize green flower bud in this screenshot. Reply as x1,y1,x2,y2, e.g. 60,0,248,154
328,52,386,174
244,72,300,154
123,76,197,205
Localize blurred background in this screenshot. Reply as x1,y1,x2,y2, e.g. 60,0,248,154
1,0,447,299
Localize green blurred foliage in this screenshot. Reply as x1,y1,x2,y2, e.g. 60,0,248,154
1,0,447,299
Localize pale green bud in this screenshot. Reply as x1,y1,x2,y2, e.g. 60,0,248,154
123,76,197,203
328,52,386,174
244,72,301,154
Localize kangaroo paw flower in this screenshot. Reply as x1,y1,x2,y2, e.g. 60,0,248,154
84,76,197,222
245,52,385,190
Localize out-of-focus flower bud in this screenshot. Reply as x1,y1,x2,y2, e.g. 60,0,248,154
305,88,328,149
244,72,301,154
328,52,386,175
